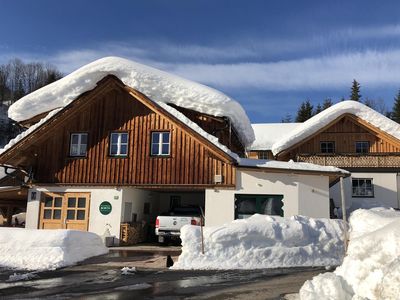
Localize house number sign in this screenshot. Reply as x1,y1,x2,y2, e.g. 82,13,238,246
99,201,112,215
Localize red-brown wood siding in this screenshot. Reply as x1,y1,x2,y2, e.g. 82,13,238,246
281,116,400,160
28,83,236,187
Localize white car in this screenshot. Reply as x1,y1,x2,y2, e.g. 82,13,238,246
155,207,202,243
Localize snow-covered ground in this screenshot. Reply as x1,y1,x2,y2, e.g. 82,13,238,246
0,228,108,271
173,214,346,270
299,208,400,300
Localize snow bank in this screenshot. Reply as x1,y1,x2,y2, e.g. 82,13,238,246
8,56,254,146
173,214,346,270
299,208,400,300
272,101,400,155
0,228,108,271
237,158,349,175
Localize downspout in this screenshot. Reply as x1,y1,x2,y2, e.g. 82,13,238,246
340,175,348,251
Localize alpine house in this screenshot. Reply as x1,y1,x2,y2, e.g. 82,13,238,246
0,57,347,243
249,100,400,215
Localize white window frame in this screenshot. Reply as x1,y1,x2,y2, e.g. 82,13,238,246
70,133,88,157
109,132,129,156
151,132,170,156
352,178,374,197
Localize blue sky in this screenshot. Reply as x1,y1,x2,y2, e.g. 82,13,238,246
1,0,400,122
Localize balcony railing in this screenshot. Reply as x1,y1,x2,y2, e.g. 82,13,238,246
296,153,400,168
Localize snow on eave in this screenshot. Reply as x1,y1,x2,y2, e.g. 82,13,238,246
0,108,62,156
8,56,254,147
157,102,239,161
271,100,400,156
237,158,350,175
249,123,302,151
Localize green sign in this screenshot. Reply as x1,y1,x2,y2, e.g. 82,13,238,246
99,201,112,215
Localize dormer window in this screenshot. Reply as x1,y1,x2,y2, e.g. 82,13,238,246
151,132,170,156
110,132,128,156
70,133,88,157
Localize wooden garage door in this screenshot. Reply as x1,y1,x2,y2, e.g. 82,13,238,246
39,192,90,231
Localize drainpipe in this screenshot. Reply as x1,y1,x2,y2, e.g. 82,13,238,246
340,176,348,251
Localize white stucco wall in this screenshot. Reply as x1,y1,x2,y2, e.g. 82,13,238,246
27,186,123,240
298,175,330,218
205,170,330,227
26,189,41,229
330,172,400,210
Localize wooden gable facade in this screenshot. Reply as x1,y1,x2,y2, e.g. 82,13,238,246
0,76,237,188
277,114,400,168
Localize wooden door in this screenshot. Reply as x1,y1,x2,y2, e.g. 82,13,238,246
39,192,90,231
64,193,90,231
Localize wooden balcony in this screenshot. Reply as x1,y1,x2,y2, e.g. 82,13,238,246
296,153,400,168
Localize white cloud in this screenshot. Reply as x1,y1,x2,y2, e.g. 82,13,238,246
2,40,400,93
167,49,400,91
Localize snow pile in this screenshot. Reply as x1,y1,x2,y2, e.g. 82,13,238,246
121,266,136,275
8,56,254,146
173,214,346,270
272,101,400,155
250,123,301,150
7,272,38,282
0,228,108,271
299,208,400,300
237,158,349,174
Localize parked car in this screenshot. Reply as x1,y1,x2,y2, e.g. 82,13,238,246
155,206,203,243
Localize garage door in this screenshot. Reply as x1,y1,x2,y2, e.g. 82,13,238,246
39,192,90,231
235,194,283,219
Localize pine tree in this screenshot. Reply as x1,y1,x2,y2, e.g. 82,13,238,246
295,100,314,122
281,113,292,123
322,98,333,109
392,89,400,123
314,103,322,115
350,79,361,101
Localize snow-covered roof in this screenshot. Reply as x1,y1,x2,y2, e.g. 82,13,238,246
249,123,301,151
8,56,254,147
237,158,349,175
272,100,400,155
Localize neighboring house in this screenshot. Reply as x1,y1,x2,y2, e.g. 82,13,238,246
250,101,400,213
0,57,347,241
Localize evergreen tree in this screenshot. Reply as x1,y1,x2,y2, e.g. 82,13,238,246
314,103,322,115
322,98,333,109
350,79,361,101
295,100,313,122
281,113,292,123
392,89,400,123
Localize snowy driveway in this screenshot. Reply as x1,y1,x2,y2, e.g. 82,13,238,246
0,250,324,299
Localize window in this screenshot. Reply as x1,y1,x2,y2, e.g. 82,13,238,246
320,141,335,153
258,151,269,159
70,133,88,157
110,132,128,156
235,194,284,219
151,132,170,156
355,141,370,154
352,178,374,197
